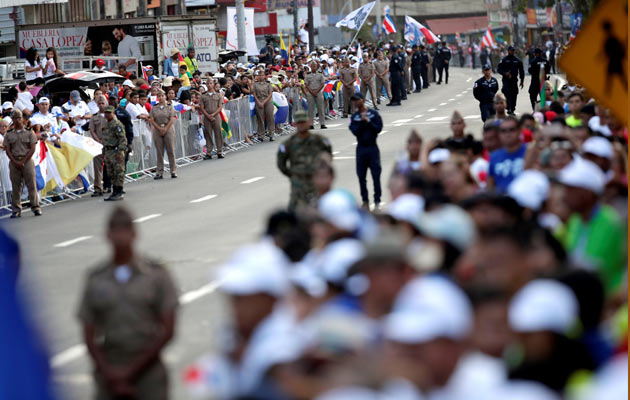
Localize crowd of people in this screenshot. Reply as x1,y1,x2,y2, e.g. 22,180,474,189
65,39,629,400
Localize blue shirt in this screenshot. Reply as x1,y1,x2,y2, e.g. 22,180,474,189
489,144,526,192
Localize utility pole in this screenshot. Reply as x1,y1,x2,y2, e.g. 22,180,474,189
160,0,167,16
236,0,248,63
307,0,314,51
293,0,298,44
376,0,381,41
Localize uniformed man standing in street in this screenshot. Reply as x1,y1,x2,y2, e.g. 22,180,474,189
339,58,357,118
78,206,178,400
4,110,41,218
358,52,379,110
410,44,422,93
528,48,551,110
420,45,430,88
434,43,444,84
277,111,332,212
349,92,383,211
374,51,391,105
304,60,328,129
200,82,225,159
253,70,276,140
473,65,499,121
102,106,127,201
398,46,408,99
497,46,524,115
437,42,452,84
387,45,402,106
89,95,108,196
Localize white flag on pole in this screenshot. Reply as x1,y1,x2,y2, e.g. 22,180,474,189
226,7,259,55
336,1,376,30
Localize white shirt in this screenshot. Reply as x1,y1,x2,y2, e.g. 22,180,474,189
117,34,141,74
87,100,99,115
41,57,57,78
15,91,34,112
298,28,309,51
25,59,43,81
29,111,57,131
125,102,148,120
62,100,91,127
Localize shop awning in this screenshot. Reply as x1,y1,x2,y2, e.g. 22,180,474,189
425,16,489,35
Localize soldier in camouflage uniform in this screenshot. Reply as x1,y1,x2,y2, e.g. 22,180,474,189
102,106,127,201
277,111,332,212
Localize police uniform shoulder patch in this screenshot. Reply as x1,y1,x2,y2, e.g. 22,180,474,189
117,126,123,132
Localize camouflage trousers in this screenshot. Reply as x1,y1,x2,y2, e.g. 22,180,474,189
289,177,318,212
104,149,126,187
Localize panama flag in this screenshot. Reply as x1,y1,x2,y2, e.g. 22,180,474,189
382,5,396,34
481,27,497,48
405,16,439,44
336,1,376,30
249,95,256,117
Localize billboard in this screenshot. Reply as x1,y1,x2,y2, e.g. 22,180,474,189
161,23,218,74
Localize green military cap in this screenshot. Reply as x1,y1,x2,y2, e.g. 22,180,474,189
294,111,309,123
104,106,115,113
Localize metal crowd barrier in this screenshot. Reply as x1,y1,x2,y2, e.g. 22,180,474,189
0,95,298,214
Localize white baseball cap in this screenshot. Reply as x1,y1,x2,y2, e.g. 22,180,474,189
556,157,606,194
413,204,476,251
327,59,334,65
507,169,550,211
318,189,361,232
386,193,424,224
38,97,50,104
291,261,327,297
316,238,365,285
509,279,578,335
428,148,450,164
216,241,290,298
582,136,613,160
385,275,473,343
123,79,134,87
2,101,13,110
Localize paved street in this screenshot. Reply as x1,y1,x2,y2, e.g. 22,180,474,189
13,66,536,399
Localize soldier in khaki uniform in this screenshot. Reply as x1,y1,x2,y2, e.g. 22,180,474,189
4,110,41,218
358,53,379,110
277,111,332,212
253,70,276,141
78,206,178,400
200,83,225,159
374,51,391,104
304,60,328,130
89,95,108,196
148,90,178,178
339,58,357,118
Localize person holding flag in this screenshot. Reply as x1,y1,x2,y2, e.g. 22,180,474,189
497,46,524,115
279,34,290,65
527,48,551,110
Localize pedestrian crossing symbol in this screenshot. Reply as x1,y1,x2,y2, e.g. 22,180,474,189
558,0,628,125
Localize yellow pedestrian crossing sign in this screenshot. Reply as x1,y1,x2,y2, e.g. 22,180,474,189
559,0,628,125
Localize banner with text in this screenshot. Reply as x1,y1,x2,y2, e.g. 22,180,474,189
226,7,258,55
192,24,218,73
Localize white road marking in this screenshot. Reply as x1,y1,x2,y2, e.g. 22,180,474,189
392,119,412,124
180,281,222,304
426,116,449,121
414,114,424,118
466,78,472,82
51,345,87,368
326,124,342,128
448,98,455,101
455,94,462,97
190,194,218,203
464,115,479,120
427,108,437,112
53,236,93,248
332,151,341,155
52,280,223,368
352,142,358,145
439,102,447,106
333,156,355,160
133,214,162,223
240,176,265,184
